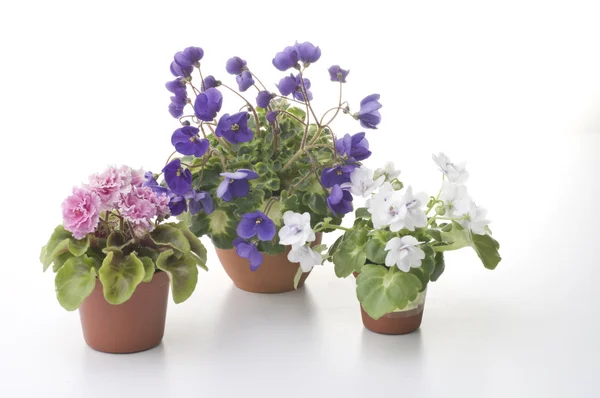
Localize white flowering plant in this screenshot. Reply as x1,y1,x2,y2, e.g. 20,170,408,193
282,155,501,319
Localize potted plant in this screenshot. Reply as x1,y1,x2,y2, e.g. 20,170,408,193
152,42,383,293
40,165,208,353
308,154,501,334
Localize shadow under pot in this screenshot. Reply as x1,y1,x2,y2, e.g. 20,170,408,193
354,272,426,335
78,271,170,354
215,233,322,294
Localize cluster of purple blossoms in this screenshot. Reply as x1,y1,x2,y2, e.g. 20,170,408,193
161,42,383,271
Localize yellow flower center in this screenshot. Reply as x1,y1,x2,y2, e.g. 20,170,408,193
229,179,234,184
231,124,240,131
190,136,196,142
255,219,262,224
336,170,342,175
176,169,181,177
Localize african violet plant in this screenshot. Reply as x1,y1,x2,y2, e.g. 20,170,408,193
40,166,208,310
288,154,502,319
150,42,382,271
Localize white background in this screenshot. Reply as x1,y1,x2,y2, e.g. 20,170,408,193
1,0,599,397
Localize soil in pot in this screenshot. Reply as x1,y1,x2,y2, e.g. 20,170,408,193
215,233,322,294
78,271,170,353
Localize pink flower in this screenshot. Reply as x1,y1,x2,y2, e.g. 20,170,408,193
62,187,102,239
119,186,170,232
128,167,145,188
87,166,132,210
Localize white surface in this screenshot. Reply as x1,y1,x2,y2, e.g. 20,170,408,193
1,0,600,397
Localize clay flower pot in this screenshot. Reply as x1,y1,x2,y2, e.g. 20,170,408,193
78,271,170,353
215,233,322,293
359,300,425,335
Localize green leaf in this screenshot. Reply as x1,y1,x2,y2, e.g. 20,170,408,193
424,229,443,242
173,222,208,271
41,225,72,271
302,192,328,216
150,224,191,254
356,265,422,320
332,239,367,277
355,208,371,219
139,256,156,282
293,266,303,290
472,233,502,270
98,252,145,305
408,248,435,292
431,252,445,281
102,231,135,254
364,239,387,265
55,255,98,311
287,107,306,120
156,249,198,304
52,252,74,272
68,236,90,257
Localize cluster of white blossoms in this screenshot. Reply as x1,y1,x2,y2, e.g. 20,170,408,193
278,211,322,272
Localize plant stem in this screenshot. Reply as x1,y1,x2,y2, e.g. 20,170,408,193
250,72,268,91
279,110,307,125
298,70,320,128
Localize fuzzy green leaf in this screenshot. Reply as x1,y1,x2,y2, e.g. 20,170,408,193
150,224,191,254
472,233,502,270
431,252,445,281
425,229,443,242
52,252,74,272
356,265,422,320
173,222,208,271
98,252,145,305
55,255,98,311
67,236,90,257
355,208,371,219
332,239,367,277
156,249,198,304
41,225,72,271
139,256,156,282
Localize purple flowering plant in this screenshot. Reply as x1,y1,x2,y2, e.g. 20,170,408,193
40,166,208,310
154,42,382,272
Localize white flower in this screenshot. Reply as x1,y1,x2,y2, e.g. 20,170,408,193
278,211,315,248
374,161,401,182
440,181,471,217
459,202,491,235
432,152,469,184
341,167,385,198
288,245,323,272
367,182,398,229
388,186,428,232
384,236,425,272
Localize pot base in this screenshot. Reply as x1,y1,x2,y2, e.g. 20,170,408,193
360,305,424,335
78,271,170,354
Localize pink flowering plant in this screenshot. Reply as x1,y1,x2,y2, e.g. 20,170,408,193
40,166,207,310
151,42,382,274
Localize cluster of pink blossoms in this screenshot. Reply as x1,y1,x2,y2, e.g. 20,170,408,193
61,166,170,239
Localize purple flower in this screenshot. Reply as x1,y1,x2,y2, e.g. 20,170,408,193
174,46,204,68
167,193,187,216
170,92,187,109
321,165,356,188
171,126,210,157
203,75,219,91
169,102,184,118
266,111,279,123
226,56,248,75
256,91,274,109
272,46,299,71
186,190,214,215
328,65,350,83
162,159,192,195
357,94,382,129
295,42,321,64
194,88,223,121
277,75,298,96
335,132,371,161
215,112,253,144
327,185,353,216
170,61,193,78
165,78,187,96
216,169,259,202
142,172,169,195
237,211,276,241
277,74,313,101
236,70,255,92
62,187,101,239
233,238,263,271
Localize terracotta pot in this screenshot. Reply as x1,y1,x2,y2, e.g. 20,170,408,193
215,233,322,293
78,271,170,353
354,272,425,335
